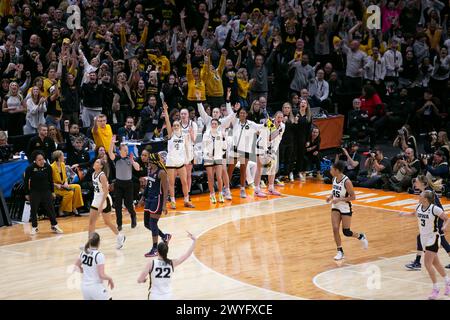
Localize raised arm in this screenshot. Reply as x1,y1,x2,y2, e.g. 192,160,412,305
108,135,117,161
163,102,172,137
172,232,197,268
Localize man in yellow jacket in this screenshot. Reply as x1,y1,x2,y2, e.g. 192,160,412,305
204,48,227,107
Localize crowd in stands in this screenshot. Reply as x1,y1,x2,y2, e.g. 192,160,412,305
0,0,450,216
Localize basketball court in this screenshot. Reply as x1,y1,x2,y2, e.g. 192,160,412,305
1,180,449,300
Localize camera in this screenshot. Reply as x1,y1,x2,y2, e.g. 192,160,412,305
397,153,406,161
420,153,431,160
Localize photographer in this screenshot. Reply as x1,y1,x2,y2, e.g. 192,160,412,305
421,150,449,187
334,141,361,182
356,149,392,189
348,98,375,148
392,125,418,158
389,148,420,192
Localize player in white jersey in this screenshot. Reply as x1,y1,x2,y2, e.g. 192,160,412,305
202,118,226,203
326,161,368,260
253,112,285,197
400,190,450,299
137,231,197,300
197,88,236,200
180,108,197,197
88,159,125,249
75,232,114,300
163,102,195,209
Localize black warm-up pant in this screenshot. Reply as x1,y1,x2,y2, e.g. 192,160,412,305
30,191,58,228
114,179,136,227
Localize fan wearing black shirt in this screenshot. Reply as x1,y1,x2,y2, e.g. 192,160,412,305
26,124,56,162
357,149,392,189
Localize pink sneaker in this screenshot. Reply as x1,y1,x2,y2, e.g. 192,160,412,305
268,189,281,196
445,282,450,296
428,288,440,300
254,190,267,198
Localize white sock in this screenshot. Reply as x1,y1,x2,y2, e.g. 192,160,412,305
241,187,245,191
269,184,274,190
433,283,439,290
445,276,450,283
184,196,189,202
170,197,176,202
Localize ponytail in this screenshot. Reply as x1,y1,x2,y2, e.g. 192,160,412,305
157,242,173,269
84,232,100,253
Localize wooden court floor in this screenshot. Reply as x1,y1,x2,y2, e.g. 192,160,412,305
1,179,450,300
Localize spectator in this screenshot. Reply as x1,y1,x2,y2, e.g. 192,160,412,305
204,49,227,107
23,86,46,134
305,126,321,178
47,125,64,151
63,121,95,151
360,85,385,139
278,102,297,182
415,88,442,133
390,148,420,192
24,150,63,235
236,67,252,108
26,124,56,161
50,150,84,216
2,81,25,136
348,98,375,147
340,39,367,94
118,117,139,141
289,53,315,96
247,99,267,123
422,149,449,187
186,53,207,104
81,72,104,128
248,41,278,102
357,148,392,189
294,98,312,182
430,47,450,108
66,136,91,170
364,47,386,94
308,69,330,110
92,114,113,152
383,38,403,84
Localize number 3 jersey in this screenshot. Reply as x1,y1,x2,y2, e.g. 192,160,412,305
150,259,174,297
331,175,352,213
80,249,105,285
415,203,443,246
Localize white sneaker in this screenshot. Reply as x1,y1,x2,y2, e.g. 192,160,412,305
51,225,64,234
116,234,126,249
299,173,306,182
30,227,38,235
248,183,255,189
240,189,247,198
289,172,294,182
360,234,369,249
334,251,344,260
223,188,232,200
260,180,266,188
274,179,285,187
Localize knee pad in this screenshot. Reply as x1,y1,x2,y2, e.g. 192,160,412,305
150,218,159,237
343,228,353,237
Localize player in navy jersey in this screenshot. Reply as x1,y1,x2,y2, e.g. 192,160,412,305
139,153,170,258
405,175,450,270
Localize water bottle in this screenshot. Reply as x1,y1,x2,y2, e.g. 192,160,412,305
20,151,25,160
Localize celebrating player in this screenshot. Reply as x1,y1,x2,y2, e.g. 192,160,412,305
137,231,197,300
88,159,125,249
327,160,368,260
